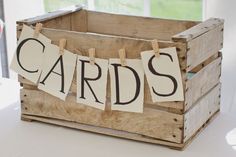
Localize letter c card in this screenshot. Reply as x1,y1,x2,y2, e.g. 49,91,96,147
10,24,51,83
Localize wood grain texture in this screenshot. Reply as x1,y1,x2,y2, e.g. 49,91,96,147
172,18,224,42
20,83,221,148
189,52,219,73
184,84,221,142
71,9,87,32
185,57,221,111
87,10,198,41
21,88,183,143
186,24,223,71
21,114,185,149
17,5,83,25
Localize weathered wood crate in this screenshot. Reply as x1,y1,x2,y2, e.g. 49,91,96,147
17,6,223,150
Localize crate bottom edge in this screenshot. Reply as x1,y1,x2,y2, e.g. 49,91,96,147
20,109,219,150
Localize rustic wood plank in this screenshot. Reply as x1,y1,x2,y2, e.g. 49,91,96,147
186,24,223,71
172,18,224,42
184,84,221,142
87,10,198,41
18,75,184,114
21,88,183,143
16,26,187,59
21,114,185,149
41,14,72,30
71,9,87,32
180,109,219,150
17,5,83,25
185,57,221,111
189,52,220,73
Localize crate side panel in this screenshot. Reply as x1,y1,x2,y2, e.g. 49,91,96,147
172,18,224,42
185,57,221,111
20,88,183,143
87,11,198,41
186,24,223,71
184,84,221,142
17,28,187,113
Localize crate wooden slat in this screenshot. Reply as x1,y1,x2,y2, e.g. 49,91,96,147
17,6,224,149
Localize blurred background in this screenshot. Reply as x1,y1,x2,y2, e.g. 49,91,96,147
0,0,236,116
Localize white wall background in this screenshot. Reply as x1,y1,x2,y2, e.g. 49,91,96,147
3,0,45,78
204,0,236,115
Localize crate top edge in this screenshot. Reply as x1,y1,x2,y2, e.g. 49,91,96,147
17,5,84,25
172,18,224,42
16,5,200,26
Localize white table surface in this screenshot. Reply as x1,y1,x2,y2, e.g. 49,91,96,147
1,78,236,157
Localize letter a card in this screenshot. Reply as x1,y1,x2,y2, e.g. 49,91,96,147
77,55,109,110
10,24,51,83
38,44,77,100
109,59,144,113
141,47,184,102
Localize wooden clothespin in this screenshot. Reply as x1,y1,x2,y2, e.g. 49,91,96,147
59,38,67,55
88,48,95,65
151,39,160,58
119,48,126,66
33,23,43,38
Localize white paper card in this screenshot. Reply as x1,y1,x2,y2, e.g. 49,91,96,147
77,55,109,110
38,44,77,100
10,24,51,83
141,47,184,102
109,59,144,113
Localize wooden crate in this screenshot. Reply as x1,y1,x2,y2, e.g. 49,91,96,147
17,6,223,150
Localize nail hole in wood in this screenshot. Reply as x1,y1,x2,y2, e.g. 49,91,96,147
176,48,181,51
21,100,24,103
173,135,176,138
174,118,178,122
24,94,27,97
24,107,28,110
